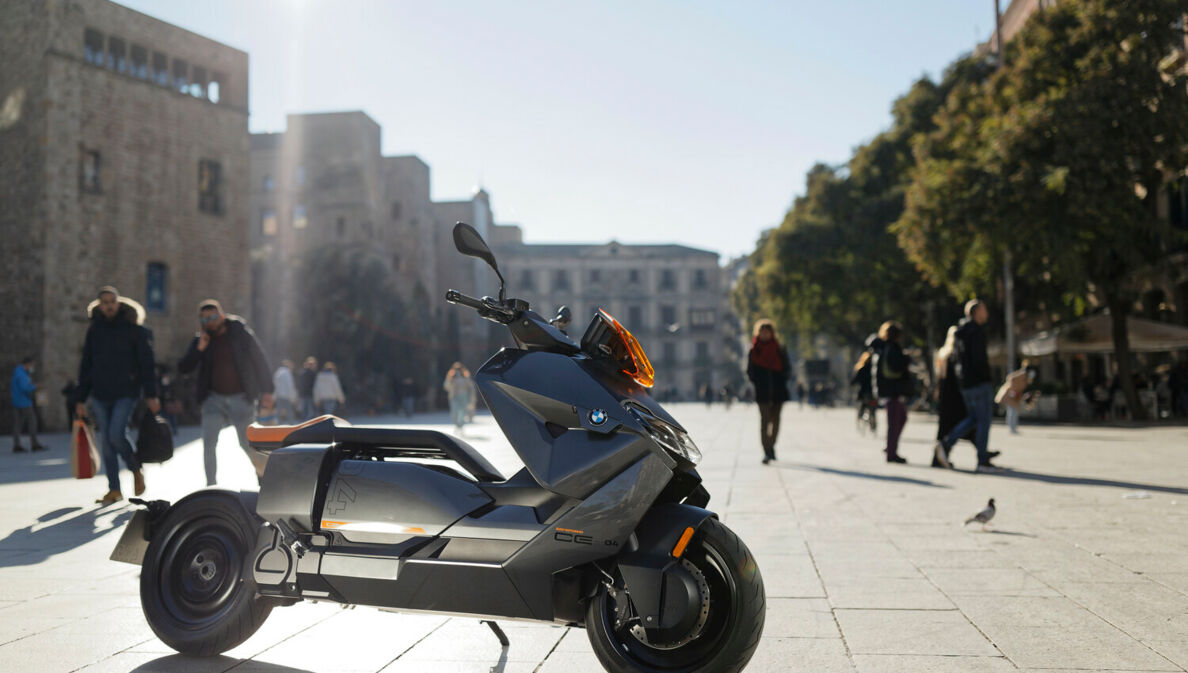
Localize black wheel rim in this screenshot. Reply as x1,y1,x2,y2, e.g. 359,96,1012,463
600,534,739,671
157,514,246,627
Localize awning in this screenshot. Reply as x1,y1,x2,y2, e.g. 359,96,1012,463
1019,314,1188,356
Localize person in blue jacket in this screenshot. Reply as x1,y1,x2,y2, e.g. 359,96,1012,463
10,357,45,452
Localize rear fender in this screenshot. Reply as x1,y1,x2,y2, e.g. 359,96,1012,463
615,504,716,633
109,489,260,566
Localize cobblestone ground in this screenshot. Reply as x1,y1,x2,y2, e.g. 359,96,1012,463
0,404,1185,672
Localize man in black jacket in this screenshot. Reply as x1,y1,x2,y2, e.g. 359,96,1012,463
75,287,159,505
178,299,274,485
934,299,1001,472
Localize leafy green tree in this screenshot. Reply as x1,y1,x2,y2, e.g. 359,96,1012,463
896,0,1188,418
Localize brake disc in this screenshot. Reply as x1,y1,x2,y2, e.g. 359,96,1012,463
628,558,711,650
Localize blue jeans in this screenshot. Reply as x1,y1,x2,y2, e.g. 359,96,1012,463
944,382,993,464
319,400,338,416
275,398,295,424
201,393,264,486
449,397,468,428
91,397,140,493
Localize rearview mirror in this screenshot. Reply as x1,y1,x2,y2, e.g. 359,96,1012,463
453,222,498,271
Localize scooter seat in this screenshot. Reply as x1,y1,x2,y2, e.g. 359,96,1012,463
247,415,504,482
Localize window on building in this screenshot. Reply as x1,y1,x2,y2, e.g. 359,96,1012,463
146,262,167,313
689,308,715,330
260,208,277,236
80,149,101,193
628,269,641,284
662,342,677,365
84,29,104,65
660,305,676,327
293,204,307,229
336,217,346,237
695,341,709,362
520,269,534,290
589,269,601,284
628,305,643,328
189,65,207,98
208,71,224,104
172,58,189,94
553,269,570,292
130,45,148,79
262,175,274,192
659,269,676,291
197,159,222,214
391,201,402,220
693,268,708,289
151,51,169,86
107,37,126,73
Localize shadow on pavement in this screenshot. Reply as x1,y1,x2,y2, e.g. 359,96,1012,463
977,529,1037,538
987,468,1188,495
0,506,131,567
130,655,316,672
778,463,952,489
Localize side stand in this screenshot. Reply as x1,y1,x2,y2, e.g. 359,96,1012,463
482,620,510,647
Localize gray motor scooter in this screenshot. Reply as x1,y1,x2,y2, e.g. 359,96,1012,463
114,222,765,673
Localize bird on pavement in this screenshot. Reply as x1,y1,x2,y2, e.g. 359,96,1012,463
964,498,996,528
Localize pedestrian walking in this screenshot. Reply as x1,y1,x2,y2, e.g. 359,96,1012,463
157,364,179,435
795,382,806,409
297,357,318,420
397,376,416,417
178,299,274,486
746,319,790,464
443,363,475,431
74,287,159,504
850,342,877,433
996,359,1033,434
10,357,45,452
933,299,1002,472
933,326,973,467
272,360,299,423
314,362,346,416
871,321,912,463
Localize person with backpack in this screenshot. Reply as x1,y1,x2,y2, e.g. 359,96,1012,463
933,299,1002,473
872,321,912,463
746,319,790,464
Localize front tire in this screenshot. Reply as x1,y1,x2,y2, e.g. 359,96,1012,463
586,519,765,673
140,491,272,656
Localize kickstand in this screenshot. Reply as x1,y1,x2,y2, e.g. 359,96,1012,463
482,620,510,648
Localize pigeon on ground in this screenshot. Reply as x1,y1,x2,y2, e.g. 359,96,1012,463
964,498,996,527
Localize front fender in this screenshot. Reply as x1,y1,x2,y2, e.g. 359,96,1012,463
615,504,717,631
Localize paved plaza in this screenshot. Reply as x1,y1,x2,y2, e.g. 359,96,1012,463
0,403,1186,672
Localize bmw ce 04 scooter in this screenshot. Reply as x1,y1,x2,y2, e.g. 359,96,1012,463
112,222,766,673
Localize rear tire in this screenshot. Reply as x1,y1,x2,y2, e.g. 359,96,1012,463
586,518,765,673
140,491,272,656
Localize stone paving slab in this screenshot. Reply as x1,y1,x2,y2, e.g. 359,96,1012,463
0,406,1186,671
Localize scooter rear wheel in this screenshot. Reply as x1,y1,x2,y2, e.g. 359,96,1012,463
140,491,272,656
586,518,765,673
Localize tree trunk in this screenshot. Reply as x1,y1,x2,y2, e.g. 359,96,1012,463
1109,300,1147,421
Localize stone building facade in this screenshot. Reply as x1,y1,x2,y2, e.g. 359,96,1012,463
249,112,496,408
491,226,738,399
0,0,250,431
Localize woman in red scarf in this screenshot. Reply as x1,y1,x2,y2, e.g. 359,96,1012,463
746,319,790,464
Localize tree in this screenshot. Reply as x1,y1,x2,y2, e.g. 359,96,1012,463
895,0,1188,418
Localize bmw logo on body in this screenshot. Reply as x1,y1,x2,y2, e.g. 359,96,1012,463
588,409,608,426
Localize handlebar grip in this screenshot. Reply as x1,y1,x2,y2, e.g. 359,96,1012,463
445,289,483,310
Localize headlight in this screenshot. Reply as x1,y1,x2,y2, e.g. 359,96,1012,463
624,402,702,465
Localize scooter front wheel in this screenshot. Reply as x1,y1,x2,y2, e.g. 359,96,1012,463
586,518,765,673
140,491,272,656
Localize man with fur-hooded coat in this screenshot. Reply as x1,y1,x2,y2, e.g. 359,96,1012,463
75,286,159,505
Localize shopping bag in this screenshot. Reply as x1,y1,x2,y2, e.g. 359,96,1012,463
70,419,101,479
136,413,174,463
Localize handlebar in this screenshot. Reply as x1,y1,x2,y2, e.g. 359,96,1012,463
445,289,518,324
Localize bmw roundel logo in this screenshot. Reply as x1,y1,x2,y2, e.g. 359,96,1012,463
588,409,608,426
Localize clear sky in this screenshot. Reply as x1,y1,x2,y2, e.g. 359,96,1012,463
117,0,993,260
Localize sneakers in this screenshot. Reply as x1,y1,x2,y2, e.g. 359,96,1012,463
932,441,951,469
12,445,26,453
95,490,123,506
133,471,146,496
31,443,47,452
886,455,907,464
975,462,1004,474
